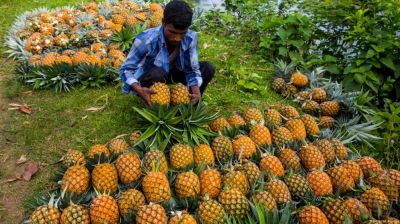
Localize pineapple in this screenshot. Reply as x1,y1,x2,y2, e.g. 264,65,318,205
238,161,261,185
223,170,249,194
285,119,306,141
271,78,286,93
211,136,234,162
278,148,302,171
90,195,119,224
282,84,298,98
61,165,90,196
259,155,285,178
320,101,340,117
301,114,320,136
55,55,72,65
320,116,335,128
194,144,215,167
343,198,370,222
108,138,129,154
272,127,293,145
307,170,333,196
358,156,384,178
197,198,225,224
125,15,138,28
387,169,400,191
218,188,249,218
143,150,168,174
117,189,146,215
54,33,69,47
169,144,194,170
291,72,308,87
227,112,246,127
41,52,59,67
40,23,55,35
301,100,320,114
322,198,351,224
169,211,196,224
87,144,110,159
249,124,272,146
244,107,264,124
200,168,222,198
29,196,61,224
170,83,190,105
142,171,171,203
299,145,326,171
341,160,363,183
313,139,336,163
331,138,348,160
284,174,311,198
150,82,170,105
368,172,399,201
61,204,90,224
296,90,311,102
28,55,42,66
129,130,141,146
92,163,118,194
63,149,85,167
136,203,167,224
209,117,231,132
298,205,329,224
115,152,141,184
232,135,256,159
251,191,277,212
265,179,292,204
174,171,200,198
361,188,390,218
112,14,125,25
72,52,89,65
264,108,282,127
311,87,327,102
326,165,355,194
279,105,299,119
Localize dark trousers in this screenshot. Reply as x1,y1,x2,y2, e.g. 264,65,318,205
138,61,215,94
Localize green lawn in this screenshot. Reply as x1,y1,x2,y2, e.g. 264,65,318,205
0,0,283,222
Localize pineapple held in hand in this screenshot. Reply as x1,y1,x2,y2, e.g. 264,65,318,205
170,83,190,105
150,82,170,105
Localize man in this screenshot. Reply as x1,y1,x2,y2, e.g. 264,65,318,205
119,0,215,106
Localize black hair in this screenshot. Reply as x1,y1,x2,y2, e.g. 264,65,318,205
163,0,193,29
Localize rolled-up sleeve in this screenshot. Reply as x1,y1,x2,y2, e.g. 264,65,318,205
119,38,148,87
186,34,202,87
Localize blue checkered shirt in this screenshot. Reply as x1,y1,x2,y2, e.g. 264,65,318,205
119,26,202,94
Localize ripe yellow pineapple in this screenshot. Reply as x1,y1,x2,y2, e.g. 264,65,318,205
343,198,370,223
169,144,194,170
41,52,59,67
193,144,215,167
279,105,299,119
296,90,311,102
301,100,320,114
232,135,256,159
299,145,326,171
125,15,138,28
368,173,399,201
87,144,110,159
197,198,225,224
259,155,285,178
387,169,400,192
90,195,119,224
218,188,249,218
361,188,390,218
358,156,384,178
284,174,312,198
307,170,333,196
72,52,89,65
61,165,90,196
174,171,200,198
331,139,347,160
211,136,234,162
142,171,171,203
227,112,246,127
223,170,249,194
272,126,293,145
209,117,231,132
251,191,277,212
150,82,170,105
169,211,196,224
91,163,118,194
265,179,292,204
244,107,264,124
278,148,302,171
63,149,85,167
298,205,329,224
117,189,146,215
61,203,90,224
28,55,42,66
136,203,167,224
112,14,125,25
143,150,168,174
40,22,55,35
322,198,351,224
313,139,336,163
249,124,272,146
341,160,363,183
170,83,190,105
300,114,320,136
108,138,129,154
291,72,308,87
326,165,355,194
54,33,69,47
264,108,282,127
320,116,335,128
55,55,72,65
284,119,306,141
200,168,222,198
29,196,61,224
311,87,327,102
115,152,141,184
238,161,260,185
129,130,141,146
271,78,286,93
321,100,341,117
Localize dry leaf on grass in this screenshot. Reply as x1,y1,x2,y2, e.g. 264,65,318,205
2,176,21,183
86,95,109,112
8,103,32,114
22,162,38,181
16,155,28,165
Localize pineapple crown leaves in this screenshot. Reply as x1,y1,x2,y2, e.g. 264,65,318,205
273,58,297,80
246,201,293,224
111,26,136,53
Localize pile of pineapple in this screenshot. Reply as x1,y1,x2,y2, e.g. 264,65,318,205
28,82,400,224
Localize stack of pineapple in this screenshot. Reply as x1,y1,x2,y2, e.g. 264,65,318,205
28,84,400,223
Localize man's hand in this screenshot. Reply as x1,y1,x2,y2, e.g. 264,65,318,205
132,83,155,107
190,86,201,104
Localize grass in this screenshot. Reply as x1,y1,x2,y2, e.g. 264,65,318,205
0,0,284,222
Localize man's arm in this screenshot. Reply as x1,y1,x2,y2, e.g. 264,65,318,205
185,33,202,103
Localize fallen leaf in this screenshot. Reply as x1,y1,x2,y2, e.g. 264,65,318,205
86,106,105,112
8,103,32,114
16,155,28,165
22,162,39,181
2,177,20,183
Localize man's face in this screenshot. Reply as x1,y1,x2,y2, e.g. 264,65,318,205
163,23,188,47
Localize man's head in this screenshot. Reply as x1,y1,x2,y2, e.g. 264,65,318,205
163,0,193,46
